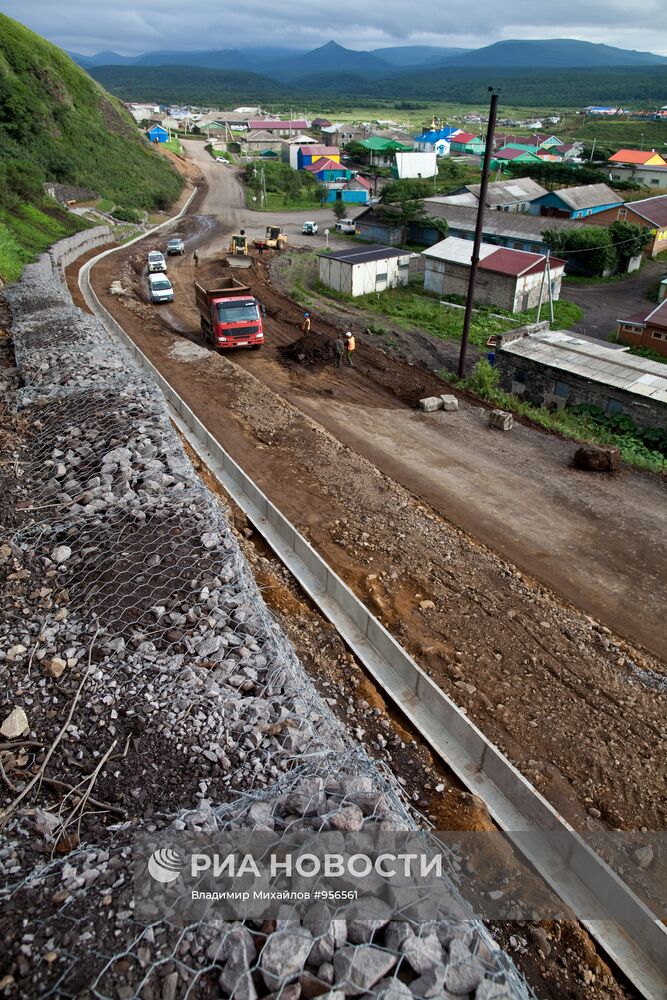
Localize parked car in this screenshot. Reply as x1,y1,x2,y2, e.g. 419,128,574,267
302,221,318,235
334,218,357,234
166,238,185,255
147,250,167,273
148,273,174,304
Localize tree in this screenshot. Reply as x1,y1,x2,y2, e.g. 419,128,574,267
609,221,652,267
379,181,428,245
543,226,617,277
332,200,347,222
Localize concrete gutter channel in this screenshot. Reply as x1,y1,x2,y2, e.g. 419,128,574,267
78,212,666,1000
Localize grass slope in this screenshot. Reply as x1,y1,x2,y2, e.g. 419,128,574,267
0,13,183,280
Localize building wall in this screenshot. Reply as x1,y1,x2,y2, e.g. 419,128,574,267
319,255,409,296
617,320,667,357
424,259,517,311
585,203,667,256
607,164,667,190
528,193,622,219
495,353,667,429
356,219,403,245
324,189,368,204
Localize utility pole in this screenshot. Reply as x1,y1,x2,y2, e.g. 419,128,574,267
589,137,596,162
458,88,500,379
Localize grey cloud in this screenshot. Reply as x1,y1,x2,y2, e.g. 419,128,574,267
3,0,666,55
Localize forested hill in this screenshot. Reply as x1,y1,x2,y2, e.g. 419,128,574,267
88,61,667,109
0,13,182,281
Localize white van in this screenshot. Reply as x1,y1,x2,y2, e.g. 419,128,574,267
148,273,174,303
147,250,167,273
335,218,356,234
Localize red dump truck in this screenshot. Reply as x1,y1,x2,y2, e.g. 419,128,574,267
194,278,264,350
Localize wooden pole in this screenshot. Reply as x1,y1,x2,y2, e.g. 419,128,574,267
457,90,499,379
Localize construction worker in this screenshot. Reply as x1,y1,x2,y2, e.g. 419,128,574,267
193,248,199,267
333,335,346,369
344,331,355,366
301,312,311,334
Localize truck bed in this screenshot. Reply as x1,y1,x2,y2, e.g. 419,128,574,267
194,278,252,311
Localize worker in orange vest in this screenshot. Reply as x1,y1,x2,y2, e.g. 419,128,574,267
301,312,311,334
344,331,355,366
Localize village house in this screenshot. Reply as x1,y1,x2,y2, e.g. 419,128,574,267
423,237,565,313
418,201,586,255
430,177,548,213
584,194,667,256
528,183,622,219
280,135,318,167
321,124,369,144
304,158,350,183
495,328,667,429
449,132,485,155
247,118,310,136
491,147,543,169
414,127,461,156
608,149,667,168
616,300,667,358
318,245,412,296
296,145,340,169
237,130,284,155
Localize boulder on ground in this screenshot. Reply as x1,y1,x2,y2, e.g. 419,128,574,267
573,444,620,473
419,397,443,413
440,395,459,412
489,409,513,431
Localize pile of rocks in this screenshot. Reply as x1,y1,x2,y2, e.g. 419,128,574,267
0,246,531,999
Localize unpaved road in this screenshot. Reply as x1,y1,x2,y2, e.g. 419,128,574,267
87,234,667,839
105,143,667,661
565,262,666,340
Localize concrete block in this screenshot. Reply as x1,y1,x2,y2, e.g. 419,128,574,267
489,409,513,431
419,397,443,412
440,394,459,412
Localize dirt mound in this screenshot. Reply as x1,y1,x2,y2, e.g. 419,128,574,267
281,331,335,368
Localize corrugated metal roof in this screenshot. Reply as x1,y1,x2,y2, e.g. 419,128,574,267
318,244,410,265
304,158,345,172
299,145,340,156
422,237,564,276
625,194,667,228
609,149,667,165
549,183,622,211
421,200,587,240
500,331,667,400
247,119,309,130
422,236,497,266
459,176,548,206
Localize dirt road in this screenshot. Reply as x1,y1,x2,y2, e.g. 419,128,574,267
564,262,665,340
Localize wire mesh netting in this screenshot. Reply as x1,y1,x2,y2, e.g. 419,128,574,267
0,248,534,999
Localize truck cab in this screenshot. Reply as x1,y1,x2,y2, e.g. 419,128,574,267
195,278,264,351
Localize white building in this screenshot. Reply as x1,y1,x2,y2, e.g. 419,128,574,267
394,151,437,179
318,245,412,297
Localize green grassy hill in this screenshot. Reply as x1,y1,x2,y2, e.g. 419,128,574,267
0,14,183,283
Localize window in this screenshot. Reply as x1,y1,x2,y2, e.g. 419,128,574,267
606,399,623,415
515,368,526,384
554,380,570,398
618,207,627,220
376,272,387,284
651,179,660,185
651,330,667,341
398,260,409,269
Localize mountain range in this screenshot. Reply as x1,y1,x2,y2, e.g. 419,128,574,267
70,37,667,80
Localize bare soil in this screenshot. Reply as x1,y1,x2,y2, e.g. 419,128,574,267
88,243,667,838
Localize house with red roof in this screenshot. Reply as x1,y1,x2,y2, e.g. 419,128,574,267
490,147,542,168
616,299,667,357
423,236,566,313
449,132,485,155
304,158,350,182
247,119,310,135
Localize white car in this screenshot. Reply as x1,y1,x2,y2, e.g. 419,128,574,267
148,273,174,303
302,221,318,235
147,250,167,273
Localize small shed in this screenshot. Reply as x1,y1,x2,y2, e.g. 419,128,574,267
318,245,411,297
146,124,169,143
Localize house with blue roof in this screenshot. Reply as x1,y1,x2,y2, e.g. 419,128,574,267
415,127,461,157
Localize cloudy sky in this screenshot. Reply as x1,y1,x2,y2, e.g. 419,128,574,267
5,0,667,56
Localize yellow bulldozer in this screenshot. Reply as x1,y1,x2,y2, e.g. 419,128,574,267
253,225,287,252
226,232,253,268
